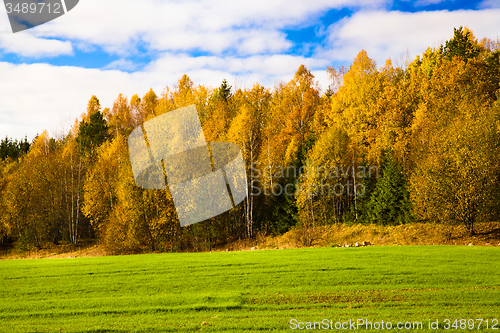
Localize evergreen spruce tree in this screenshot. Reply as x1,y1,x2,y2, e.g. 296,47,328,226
365,152,413,225
76,111,108,155
441,26,481,62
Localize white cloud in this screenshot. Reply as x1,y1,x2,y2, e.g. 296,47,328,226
4,1,500,142
3,0,377,139
322,9,500,66
0,62,145,140
478,0,500,8
413,0,448,6
0,33,73,58
12,0,390,56
146,53,325,80
104,59,141,71
0,53,329,140
0,6,74,57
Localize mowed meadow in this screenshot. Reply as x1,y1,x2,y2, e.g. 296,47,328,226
1,246,499,332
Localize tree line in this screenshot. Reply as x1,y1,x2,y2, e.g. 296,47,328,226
1,27,499,252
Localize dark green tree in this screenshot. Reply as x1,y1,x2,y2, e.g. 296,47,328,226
364,152,413,225
442,26,481,62
0,136,30,160
0,137,16,160
76,111,108,154
486,50,500,100
19,137,30,155
214,79,232,102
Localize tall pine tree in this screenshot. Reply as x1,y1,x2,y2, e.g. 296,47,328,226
364,152,413,225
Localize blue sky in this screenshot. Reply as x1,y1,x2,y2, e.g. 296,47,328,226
1,0,499,140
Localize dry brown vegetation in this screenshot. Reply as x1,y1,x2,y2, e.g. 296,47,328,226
0,242,108,260
221,222,500,251
2,222,499,260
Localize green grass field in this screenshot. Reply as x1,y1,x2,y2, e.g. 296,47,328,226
0,246,499,332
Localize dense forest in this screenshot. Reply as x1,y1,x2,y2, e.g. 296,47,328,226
1,27,499,253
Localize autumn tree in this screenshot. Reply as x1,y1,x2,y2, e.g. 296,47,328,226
256,65,320,233
2,132,69,248
411,114,500,236
297,125,351,226
327,50,382,163
204,79,235,141
155,75,211,121
140,88,159,122
82,136,123,231
409,31,500,235
105,93,132,137
129,94,142,127
82,134,167,252
227,83,271,237
0,157,18,241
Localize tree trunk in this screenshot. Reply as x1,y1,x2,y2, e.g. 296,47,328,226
352,153,358,221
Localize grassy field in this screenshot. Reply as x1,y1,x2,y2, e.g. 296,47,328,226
0,246,499,332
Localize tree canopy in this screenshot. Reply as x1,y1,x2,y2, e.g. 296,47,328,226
2,27,499,250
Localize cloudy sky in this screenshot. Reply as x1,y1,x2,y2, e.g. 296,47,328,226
1,0,499,140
